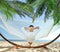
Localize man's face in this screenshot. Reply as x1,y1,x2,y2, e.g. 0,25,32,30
29,27,34,32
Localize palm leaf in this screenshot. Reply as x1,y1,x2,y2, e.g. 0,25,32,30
0,0,60,25
52,0,60,25
0,1,17,19
0,0,34,20
32,0,60,25
27,0,36,4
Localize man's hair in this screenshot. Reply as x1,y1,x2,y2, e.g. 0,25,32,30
29,25,34,27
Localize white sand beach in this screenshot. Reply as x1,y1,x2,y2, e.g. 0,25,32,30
0,41,60,52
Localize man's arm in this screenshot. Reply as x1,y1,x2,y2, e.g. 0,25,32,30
34,26,40,35
21,27,28,34
34,26,39,30
24,27,28,30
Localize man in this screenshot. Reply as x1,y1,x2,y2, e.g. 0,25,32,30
11,25,39,50
24,25,39,32
24,25,39,46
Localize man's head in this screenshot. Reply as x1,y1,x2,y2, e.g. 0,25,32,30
29,25,34,27
29,25,34,32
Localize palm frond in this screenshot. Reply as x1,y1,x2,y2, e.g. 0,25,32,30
0,1,17,19
8,1,34,18
36,0,45,15
27,0,36,4
0,0,60,25
52,0,60,25
34,0,60,25
0,0,34,20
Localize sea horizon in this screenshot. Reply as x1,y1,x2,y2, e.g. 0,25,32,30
0,39,60,42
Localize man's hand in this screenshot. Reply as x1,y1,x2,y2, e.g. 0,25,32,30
24,27,28,30
35,26,39,29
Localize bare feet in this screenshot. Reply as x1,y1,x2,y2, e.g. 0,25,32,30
11,46,20,51
28,42,32,47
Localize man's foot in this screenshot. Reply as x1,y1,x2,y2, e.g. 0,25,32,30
11,46,20,51
28,42,32,47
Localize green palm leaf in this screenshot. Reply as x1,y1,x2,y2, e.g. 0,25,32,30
31,0,60,25
0,0,34,20
27,0,36,4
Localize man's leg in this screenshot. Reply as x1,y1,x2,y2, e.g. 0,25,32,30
28,42,32,47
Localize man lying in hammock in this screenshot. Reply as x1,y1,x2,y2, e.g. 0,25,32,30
24,25,39,46
12,25,39,50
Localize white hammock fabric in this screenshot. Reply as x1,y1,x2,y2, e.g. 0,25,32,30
0,16,55,41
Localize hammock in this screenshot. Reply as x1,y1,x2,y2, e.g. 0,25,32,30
0,16,57,42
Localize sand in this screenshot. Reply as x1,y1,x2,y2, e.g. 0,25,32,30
0,41,60,52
